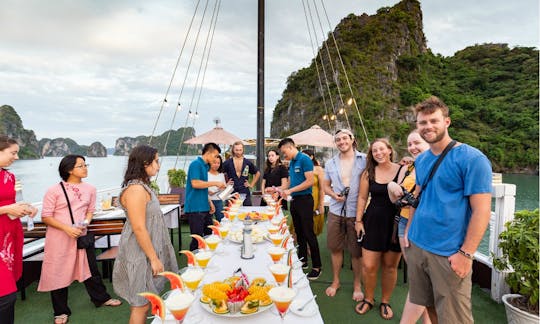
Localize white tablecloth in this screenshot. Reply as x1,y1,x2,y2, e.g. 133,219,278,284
152,206,324,324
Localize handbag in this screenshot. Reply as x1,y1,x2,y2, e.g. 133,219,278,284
60,182,95,249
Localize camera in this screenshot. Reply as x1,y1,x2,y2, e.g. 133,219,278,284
395,187,419,208
338,186,350,197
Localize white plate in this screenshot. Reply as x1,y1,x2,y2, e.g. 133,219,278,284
289,298,318,317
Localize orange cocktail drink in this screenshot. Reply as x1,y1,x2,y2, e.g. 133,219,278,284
267,246,286,263
204,235,221,251
179,267,204,292
218,224,230,239
194,249,212,269
269,264,290,285
268,286,296,319
165,290,195,323
267,225,280,235
269,233,284,246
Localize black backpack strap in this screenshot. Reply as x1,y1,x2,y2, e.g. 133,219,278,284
59,182,75,225
417,140,457,199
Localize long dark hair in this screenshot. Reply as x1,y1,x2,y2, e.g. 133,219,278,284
302,149,320,167
0,135,18,151
264,149,283,174
122,145,158,186
362,138,395,181
58,154,85,181
212,154,223,173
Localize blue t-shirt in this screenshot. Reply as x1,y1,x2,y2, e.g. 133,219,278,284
408,144,492,256
324,151,367,217
184,156,210,213
222,158,258,194
288,152,314,196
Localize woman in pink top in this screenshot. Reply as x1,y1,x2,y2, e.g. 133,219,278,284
38,155,121,324
0,136,38,324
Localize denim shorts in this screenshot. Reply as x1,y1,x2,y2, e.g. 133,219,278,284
398,216,408,238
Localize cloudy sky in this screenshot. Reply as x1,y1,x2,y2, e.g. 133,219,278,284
1,0,538,148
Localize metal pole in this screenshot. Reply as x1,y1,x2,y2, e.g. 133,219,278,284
256,0,265,190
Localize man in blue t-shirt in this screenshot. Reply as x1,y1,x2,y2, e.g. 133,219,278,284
222,141,260,206
185,142,226,251
403,96,492,323
279,138,322,280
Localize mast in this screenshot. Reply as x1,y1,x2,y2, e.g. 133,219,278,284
256,0,265,189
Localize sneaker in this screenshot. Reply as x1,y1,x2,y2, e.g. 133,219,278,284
302,263,309,270
306,268,322,280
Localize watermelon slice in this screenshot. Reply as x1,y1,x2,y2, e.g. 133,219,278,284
212,219,221,227
281,235,291,250
179,250,197,266
207,225,221,236
190,234,209,250
138,292,165,320
286,248,294,266
159,271,185,290
287,267,294,289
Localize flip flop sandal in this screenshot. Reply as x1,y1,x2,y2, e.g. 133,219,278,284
354,299,374,315
379,302,394,320
54,314,69,324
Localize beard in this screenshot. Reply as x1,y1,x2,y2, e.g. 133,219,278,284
421,129,446,144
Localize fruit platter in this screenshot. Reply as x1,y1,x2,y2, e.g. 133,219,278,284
199,273,274,317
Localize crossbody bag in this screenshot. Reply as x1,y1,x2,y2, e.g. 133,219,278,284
60,182,95,249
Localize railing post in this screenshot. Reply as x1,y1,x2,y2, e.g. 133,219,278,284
490,183,516,302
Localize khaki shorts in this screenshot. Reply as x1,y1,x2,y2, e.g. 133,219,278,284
326,212,362,258
406,242,473,324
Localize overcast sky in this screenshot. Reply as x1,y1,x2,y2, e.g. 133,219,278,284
1,0,538,148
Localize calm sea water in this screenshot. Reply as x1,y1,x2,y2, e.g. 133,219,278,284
8,156,539,211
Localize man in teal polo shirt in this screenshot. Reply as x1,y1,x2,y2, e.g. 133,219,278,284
279,138,322,280
185,142,226,251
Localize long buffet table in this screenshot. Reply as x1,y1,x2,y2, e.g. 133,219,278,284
152,206,324,324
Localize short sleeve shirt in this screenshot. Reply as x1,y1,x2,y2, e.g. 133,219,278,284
408,144,492,256
288,152,313,196
263,165,288,188
324,151,367,217
185,157,210,213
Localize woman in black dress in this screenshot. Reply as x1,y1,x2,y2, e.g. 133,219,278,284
260,149,288,210
353,138,406,320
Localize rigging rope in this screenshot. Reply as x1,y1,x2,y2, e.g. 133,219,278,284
305,0,338,129
178,0,222,170
312,0,351,129
161,0,211,156
319,0,370,146
149,0,202,144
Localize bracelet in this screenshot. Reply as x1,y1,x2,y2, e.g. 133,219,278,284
458,249,474,260
354,220,363,223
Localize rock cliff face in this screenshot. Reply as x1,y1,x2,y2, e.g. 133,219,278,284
39,138,86,157
114,128,197,156
0,105,40,158
87,142,107,157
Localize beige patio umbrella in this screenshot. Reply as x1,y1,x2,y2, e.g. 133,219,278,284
184,125,246,145
289,125,335,148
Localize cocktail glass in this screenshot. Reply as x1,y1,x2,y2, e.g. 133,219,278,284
164,289,196,323
269,233,284,247
268,286,296,321
204,234,221,251
178,267,204,293
193,249,213,269
218,223,230,240
267,246,286,263
238,193,246,205
268,263,290,286
267,224,280,235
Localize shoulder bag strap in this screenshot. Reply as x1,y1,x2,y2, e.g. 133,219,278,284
417,140,457,200
59,182,75,225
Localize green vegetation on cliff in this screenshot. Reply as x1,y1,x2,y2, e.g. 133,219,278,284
0,105,40,159
270,0,538,173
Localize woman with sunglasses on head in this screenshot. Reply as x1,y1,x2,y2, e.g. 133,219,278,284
38,155,121,324
0,136,38,324
113,145,178,324
354,138,406,320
